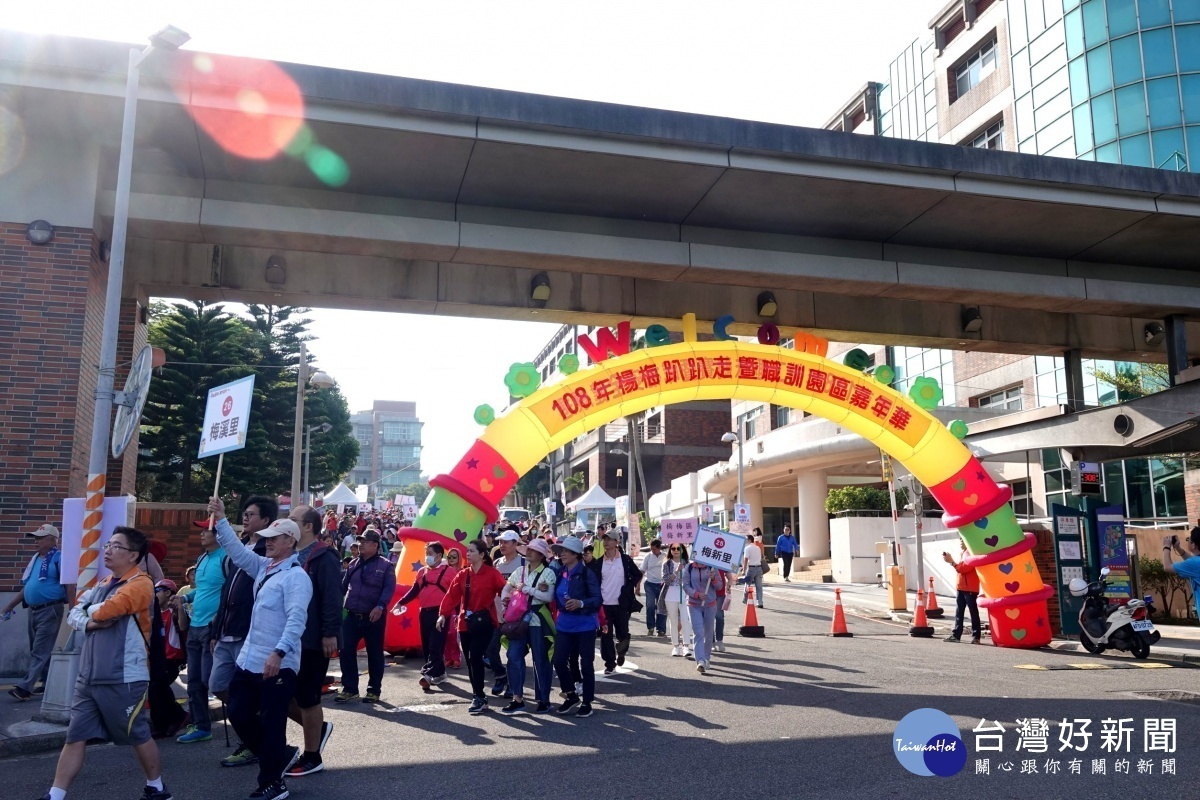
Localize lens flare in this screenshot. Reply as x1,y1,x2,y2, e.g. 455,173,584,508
304,144,350,187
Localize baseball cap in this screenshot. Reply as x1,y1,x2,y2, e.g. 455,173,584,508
261,519,301,539
155,579,178,593
498,530,521,542
602,528,621,541
29,523,59,538
553,535,585,555
358,529,381,543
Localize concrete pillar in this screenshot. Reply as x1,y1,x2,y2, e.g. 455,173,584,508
1165,314,1188,386
796,470,829,559
1064,348,1086,411
742,485,764,535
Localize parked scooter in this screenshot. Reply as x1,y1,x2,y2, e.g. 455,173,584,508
1069,567,1160,659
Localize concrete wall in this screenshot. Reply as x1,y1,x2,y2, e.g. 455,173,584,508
829,515,960,593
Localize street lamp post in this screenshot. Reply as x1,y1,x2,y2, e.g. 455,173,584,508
43,25,191,723
303,422,333,505
290,340,334,506
721,431,744,506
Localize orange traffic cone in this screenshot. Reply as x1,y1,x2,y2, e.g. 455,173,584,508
830,587,853,637
910,588,934,637
925,577,944,619
739,585,765,638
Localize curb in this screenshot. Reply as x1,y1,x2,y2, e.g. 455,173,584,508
1048,640,1200,666
0,728,66,759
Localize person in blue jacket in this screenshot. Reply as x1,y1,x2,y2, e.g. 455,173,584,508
774,525,797,583
551,536,601,718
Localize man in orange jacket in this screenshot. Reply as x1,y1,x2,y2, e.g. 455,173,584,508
942,541,981,644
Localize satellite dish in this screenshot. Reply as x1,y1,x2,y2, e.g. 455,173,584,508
111,344,155,458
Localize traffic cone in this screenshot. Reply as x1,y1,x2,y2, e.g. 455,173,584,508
830,587,853,637
739,585,765,638
909,588,934,637
925,577,944,618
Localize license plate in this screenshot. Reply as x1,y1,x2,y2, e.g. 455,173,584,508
1131,620,1154,632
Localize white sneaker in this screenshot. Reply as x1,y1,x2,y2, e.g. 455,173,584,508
684,649,694,660
696,662,706,674
671,646,682,657
715,641,726,653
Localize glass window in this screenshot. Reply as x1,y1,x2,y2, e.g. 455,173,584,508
1152,126,1187,167
1177,25,1200,72
1086,44,1114,94
1109,35,1143,86
1120,133,1152,165
1091,90,1118,143
1188,126,1200,170
1033,48,1069,89
1035,63,1071,105
1103,462,1126,507
1138,0,1171,28
1106,0,1138,36
1042,447,1064,471
969,119,1005,148
1063,0,1082,10
955,38,998,98
1124,458,1153,517
1096,140,1122,161
978,385,1025,411
1065,8,1086,58
1151,457,1187,517
1184,75,1200,124
1069,56,1091,104
1038,107,1076,150
1177,0,1200,23
1147,76,1182,127
1115,84,1148,134
1046,468,1065,493
1074,102,1096,152
1036,89,1073,128
1081,0,1107,47
1141,28,1176,77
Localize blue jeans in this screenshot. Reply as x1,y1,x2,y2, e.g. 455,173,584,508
716,605,725,642
528,625,553,704
952,590,982,639
644,583,665,633
185,623,213,731
505,635,529,698
688,605,717,664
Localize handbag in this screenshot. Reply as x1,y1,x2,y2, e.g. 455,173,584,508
499,567,532,638
464,572,494,637
762,561,771,574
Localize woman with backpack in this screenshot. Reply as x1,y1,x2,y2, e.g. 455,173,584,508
498,538,557,715
398,542,455,689
438,539,506,715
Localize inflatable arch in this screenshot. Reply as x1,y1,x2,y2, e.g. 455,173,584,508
386,325,1052,650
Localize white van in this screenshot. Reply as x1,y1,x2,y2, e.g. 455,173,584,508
498,507,531,526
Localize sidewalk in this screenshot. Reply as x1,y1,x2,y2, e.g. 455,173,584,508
762,568,1200,663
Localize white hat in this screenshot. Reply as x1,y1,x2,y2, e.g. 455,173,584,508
497,530,521,542
261,519,301,539
29,523,59,538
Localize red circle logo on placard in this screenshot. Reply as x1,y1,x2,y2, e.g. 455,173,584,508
714,537,725,549
222,396,234,416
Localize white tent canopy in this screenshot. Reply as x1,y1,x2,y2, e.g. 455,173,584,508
566,484,617,511
322,482,360,506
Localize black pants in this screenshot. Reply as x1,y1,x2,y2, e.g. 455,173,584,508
554,628,596,703
485,625,506,680
148,661,186,736
952,590,982,639
419,607,446,678
229,667,297,790
780,553,794,579
599,604,630,669
460,615,494,699
340,613,386,694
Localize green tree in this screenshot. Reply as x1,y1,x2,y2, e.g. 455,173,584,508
514,463,549,508
824,486,908,515
1089,362,1169,402
383,482,430,506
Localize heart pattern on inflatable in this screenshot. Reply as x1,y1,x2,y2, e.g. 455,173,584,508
1005,581,1020,593
1011,629,1027,640
976,517,989,529
998,562,1014,575
492,465,506,479
453,528,467,542
1005,608,1020,619
963,493,978,506
983,535,999,547
480,479,493,493
952,479,966,491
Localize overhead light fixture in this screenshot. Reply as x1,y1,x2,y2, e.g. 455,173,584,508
757,291,778,317
264,255,287,285
149,25,191,50
961,306,983,333
1144,322,1165,346
530,272,551,302
309,370,335,389
25,219,54,245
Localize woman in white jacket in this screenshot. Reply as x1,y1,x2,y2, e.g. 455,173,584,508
498,538,558,715
658,544,693,658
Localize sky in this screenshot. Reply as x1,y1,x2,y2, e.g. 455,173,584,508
8,0,948,474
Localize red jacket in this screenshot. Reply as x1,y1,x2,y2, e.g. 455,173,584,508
439,564,506,632
954,561,980,594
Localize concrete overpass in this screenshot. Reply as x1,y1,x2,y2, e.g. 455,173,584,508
4,30,1200,363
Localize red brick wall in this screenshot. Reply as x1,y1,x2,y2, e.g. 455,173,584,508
1030,527,1062,636
0,222,100,591
135,504,209,584
1186,472,1200,529
664,404,729,448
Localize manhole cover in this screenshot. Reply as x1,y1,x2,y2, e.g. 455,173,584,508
1132,690,1200,705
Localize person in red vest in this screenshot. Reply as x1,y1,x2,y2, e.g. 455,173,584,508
942,542,981,644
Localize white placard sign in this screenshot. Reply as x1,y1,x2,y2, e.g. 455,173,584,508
692,525,746,572
60,495,136,583
197,375,256,458
660,517,697,545
733,503,751,524
402,504,418,518
544,498,558,517
700,503,714,523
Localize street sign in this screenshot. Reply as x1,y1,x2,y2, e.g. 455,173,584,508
1097,507,1131,599
660,517,697,545
700,503,714,523
693,525,745,572
544,498,558,517
111,344,155,458
733,503,751,524
197,375,255,458
1070,461,1103,496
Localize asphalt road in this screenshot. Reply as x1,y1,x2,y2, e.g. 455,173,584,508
8,587,1199,800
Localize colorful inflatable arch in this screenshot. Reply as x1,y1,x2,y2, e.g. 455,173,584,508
390,322,1052,650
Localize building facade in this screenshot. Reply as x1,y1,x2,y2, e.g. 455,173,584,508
349,401,423,497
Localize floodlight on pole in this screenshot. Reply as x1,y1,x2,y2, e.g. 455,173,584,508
721,431,744,506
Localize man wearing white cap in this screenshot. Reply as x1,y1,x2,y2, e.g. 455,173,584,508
207,496,312,800
3,523,67,701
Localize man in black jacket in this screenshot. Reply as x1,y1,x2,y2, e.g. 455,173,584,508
209,495,273,768
589,528,643,675
284,506,341,777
